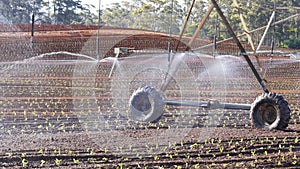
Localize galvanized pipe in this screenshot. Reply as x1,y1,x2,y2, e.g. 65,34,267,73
165,100,251,110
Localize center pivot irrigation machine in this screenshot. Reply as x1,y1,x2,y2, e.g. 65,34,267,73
127,0,291,130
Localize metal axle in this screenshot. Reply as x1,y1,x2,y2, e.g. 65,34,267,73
165,100,251,110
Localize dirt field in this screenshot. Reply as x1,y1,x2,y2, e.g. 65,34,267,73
0,25,299,168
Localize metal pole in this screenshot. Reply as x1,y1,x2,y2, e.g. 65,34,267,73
165,100,251,110
54,0,57,24
256,11,276,51
271,1,276,54
211,0,270,93
97,0,101,60
162,0,175,92
187,4,214,50
213,35,217,57
213,15,218,57
167,0,174,62
174,0,196,52
31,1,36,44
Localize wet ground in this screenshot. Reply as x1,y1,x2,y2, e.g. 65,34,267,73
0,54,299,168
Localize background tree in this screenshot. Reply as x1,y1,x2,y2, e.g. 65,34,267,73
101,2,133,28
132,0,182,33
101,0,183,34
0,0,48,24
0,0,298,47
184,0,207,37
0,0,96,24
78,4,98,25
53,0,84,24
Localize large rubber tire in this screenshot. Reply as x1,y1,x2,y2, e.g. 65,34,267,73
250,92,291,130
129,86,165,122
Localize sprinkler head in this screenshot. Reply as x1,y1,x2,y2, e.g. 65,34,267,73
129,86,165,122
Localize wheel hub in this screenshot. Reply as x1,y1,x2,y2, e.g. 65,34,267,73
259,103,278,124
131,91,152,113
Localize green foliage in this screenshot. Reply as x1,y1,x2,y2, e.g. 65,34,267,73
0,0,47,24
102,0,183,34
283,38,300,49
52,0,97,24
0,0,96,24
0,0,299,46
101,2,132,28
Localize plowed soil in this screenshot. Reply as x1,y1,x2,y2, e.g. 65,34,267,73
0,25,299,168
